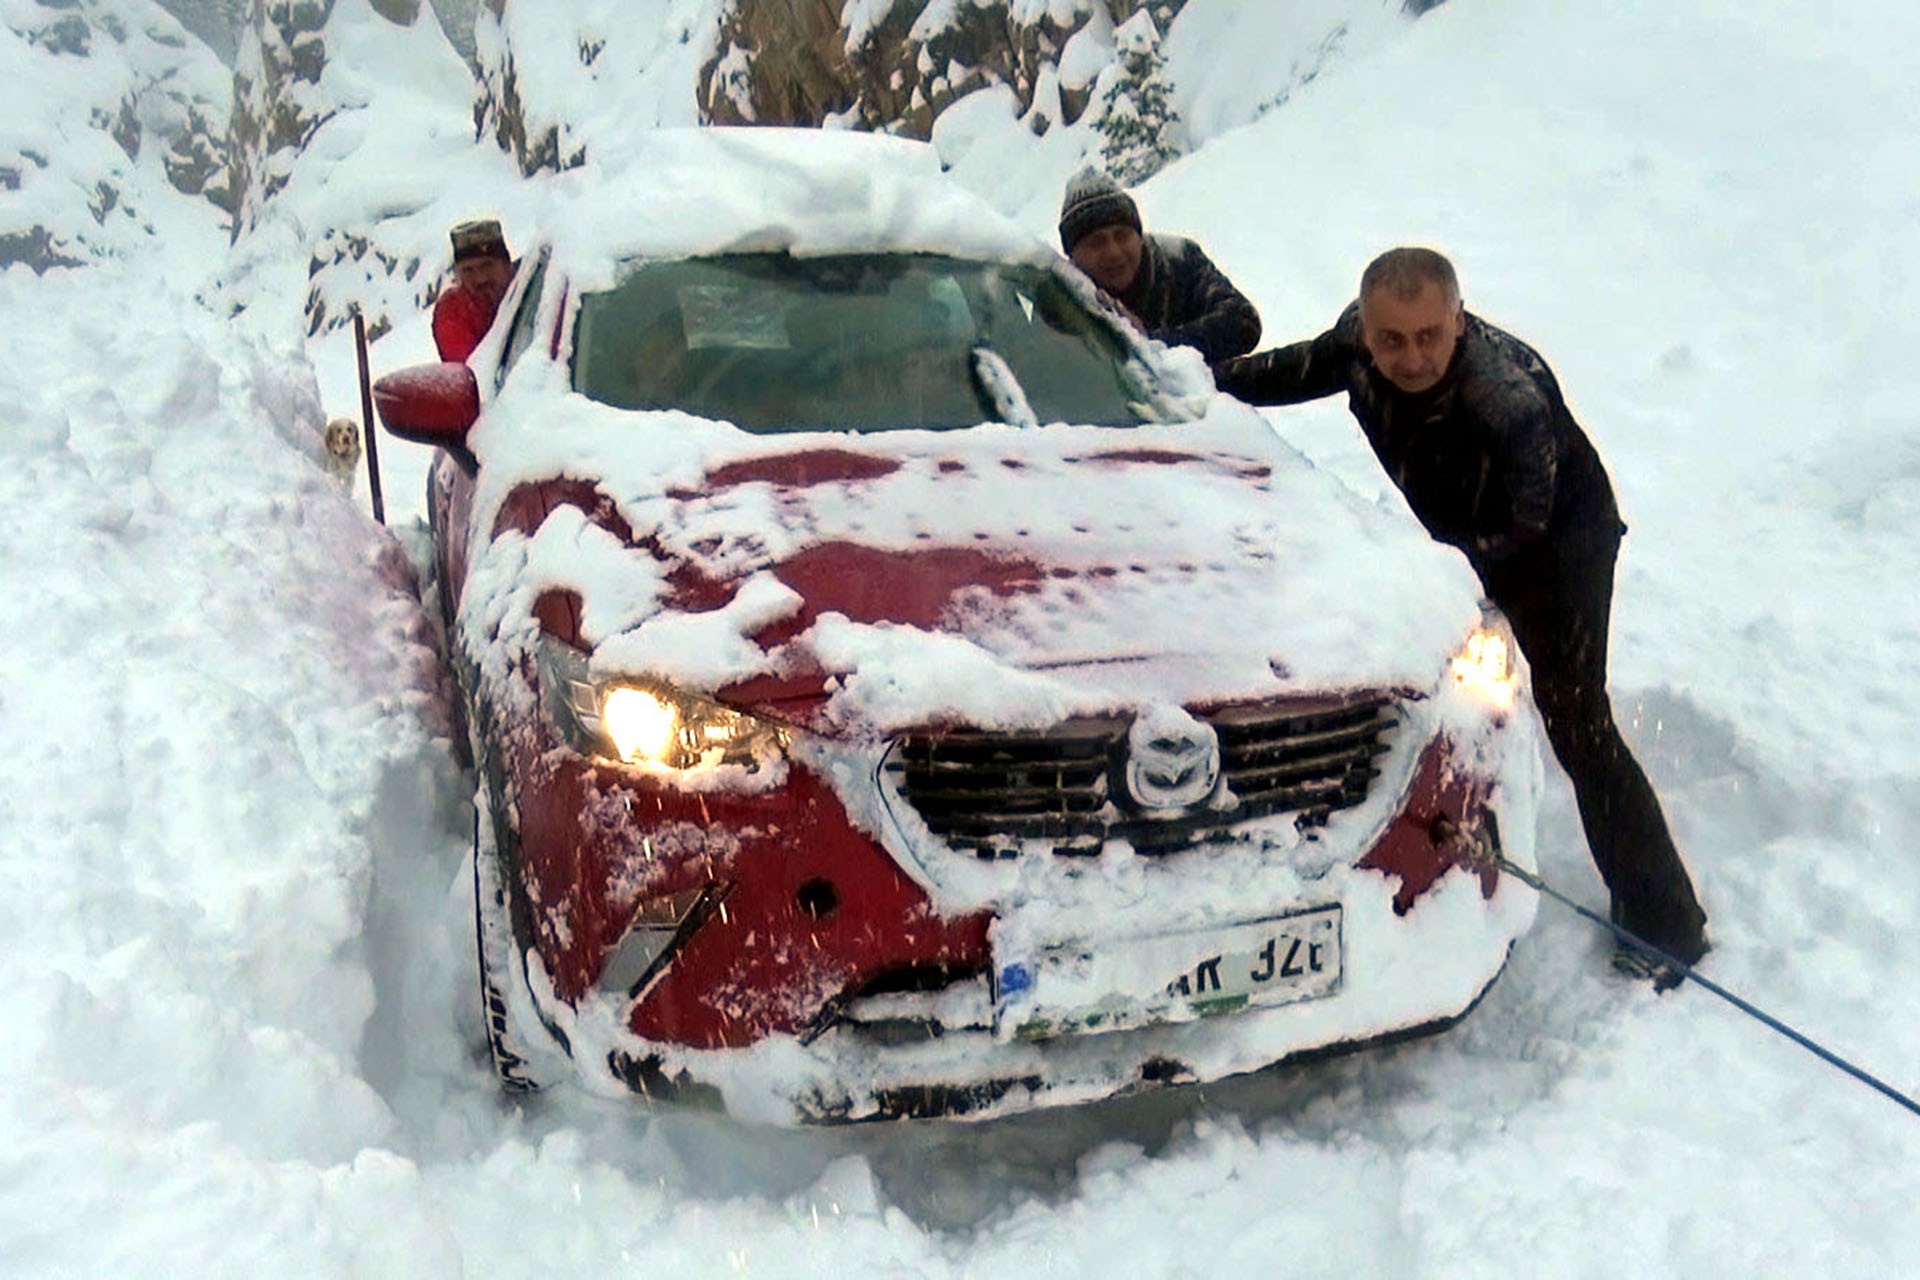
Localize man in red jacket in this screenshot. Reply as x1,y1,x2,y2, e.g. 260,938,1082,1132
432,218,516,363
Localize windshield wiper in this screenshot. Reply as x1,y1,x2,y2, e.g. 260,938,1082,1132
968,347,1039,429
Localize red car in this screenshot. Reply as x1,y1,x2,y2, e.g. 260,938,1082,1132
377,132,1541,1123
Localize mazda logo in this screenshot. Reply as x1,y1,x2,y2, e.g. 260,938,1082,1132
1124,705,1221,811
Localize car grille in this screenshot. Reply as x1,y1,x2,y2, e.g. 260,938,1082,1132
884,692,1397,857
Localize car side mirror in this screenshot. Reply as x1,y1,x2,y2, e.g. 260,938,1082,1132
373,362,480,447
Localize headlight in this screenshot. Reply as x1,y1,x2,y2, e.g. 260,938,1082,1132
536,636,790,772
601,687,678,762
1450,617,1520,711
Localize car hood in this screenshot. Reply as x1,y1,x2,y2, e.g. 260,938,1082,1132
472,396,1484,733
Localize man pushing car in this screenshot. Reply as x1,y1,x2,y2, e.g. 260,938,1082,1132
1058,168,1261,367
1218,247,1709,987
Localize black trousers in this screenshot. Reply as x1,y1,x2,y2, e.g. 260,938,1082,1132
1480,530,1707,955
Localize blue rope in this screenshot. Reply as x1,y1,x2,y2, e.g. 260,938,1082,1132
1495,855,1920,1121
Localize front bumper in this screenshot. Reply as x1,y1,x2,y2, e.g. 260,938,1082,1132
492,679,1541,1123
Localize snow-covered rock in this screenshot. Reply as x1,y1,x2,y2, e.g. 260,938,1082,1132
227,0,521,340
0,0,231,270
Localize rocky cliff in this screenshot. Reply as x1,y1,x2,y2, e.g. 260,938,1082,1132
700,0,1187,180
2,0,232,272
222,0,516,338
10,1,1437,332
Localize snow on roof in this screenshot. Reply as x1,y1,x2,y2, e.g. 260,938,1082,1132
541,128,1058,291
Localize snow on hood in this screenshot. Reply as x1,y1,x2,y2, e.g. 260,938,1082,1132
464,352,1484,735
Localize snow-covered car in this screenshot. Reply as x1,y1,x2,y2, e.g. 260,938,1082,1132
374,130,1541,1124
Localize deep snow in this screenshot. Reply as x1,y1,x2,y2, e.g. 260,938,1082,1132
5,0,1920,1275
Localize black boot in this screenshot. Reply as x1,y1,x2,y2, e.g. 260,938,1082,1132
1610,896,1709,992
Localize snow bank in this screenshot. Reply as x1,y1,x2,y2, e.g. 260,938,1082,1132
0,263,466,1271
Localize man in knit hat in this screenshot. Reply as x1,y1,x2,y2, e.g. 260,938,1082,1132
1057,167,1260,367
432,218,517,364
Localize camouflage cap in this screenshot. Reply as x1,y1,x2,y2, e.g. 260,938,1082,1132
450,218,509,262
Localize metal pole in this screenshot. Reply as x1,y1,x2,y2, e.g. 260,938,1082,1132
354,309,386,525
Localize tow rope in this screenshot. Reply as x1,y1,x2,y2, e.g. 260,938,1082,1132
1492,852,1920,1121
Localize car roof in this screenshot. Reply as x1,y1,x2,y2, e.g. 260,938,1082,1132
540,128,1058,290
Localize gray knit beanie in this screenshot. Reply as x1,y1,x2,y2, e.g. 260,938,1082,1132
1058,168,1142,254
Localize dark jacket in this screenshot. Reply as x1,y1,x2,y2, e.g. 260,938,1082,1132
1218,304,1622,574
1118,235,1261,366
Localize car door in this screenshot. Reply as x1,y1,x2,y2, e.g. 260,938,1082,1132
432,250,554,631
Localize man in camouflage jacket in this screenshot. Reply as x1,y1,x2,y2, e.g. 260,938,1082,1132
1218,247,1708,983
1058,168,1260,366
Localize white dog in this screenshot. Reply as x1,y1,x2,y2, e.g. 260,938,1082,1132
323,417,361,491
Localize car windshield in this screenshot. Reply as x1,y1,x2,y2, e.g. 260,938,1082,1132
570,253,1152,432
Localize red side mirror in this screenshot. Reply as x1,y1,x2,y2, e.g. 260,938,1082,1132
373,363,480,447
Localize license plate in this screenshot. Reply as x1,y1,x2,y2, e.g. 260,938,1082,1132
995,906,1343,1040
